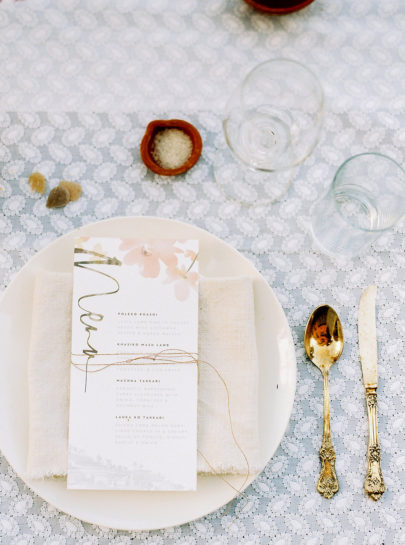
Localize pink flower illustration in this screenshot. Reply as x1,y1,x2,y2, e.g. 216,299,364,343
165,265,198,301
75,236,90,249
119,239,183,278
184,249,198,261
75,237,104,254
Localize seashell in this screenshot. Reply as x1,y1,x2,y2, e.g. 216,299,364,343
46,186,70,208
28,172,46,194
58,180,82,201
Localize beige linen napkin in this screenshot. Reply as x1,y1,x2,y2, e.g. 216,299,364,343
27,271,261,479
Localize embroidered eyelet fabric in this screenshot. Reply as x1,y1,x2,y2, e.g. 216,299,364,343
0,1,405,544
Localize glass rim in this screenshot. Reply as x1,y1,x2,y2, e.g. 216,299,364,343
331,151,405,233
225,57,325,171
241,57,325,112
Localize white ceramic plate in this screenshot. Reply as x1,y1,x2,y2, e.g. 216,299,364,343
0,216,296,531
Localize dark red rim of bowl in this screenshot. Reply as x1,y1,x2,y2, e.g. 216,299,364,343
140,119,203,177
242,0,315,14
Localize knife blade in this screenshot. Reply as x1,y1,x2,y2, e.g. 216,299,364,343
358,284,385,500
358,284,378,388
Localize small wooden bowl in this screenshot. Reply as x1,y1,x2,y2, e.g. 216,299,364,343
242,0,315,14
140,119,203,176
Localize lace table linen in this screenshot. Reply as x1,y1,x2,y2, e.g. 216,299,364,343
0,1,405,545
0,109,404,545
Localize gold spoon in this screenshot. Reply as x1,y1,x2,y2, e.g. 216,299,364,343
304,305,344,499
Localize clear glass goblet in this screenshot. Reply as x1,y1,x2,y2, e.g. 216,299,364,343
214,58,324,205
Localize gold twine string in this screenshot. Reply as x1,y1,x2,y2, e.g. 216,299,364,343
71,348,251,514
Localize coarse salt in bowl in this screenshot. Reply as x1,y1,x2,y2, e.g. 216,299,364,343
140,119,203,176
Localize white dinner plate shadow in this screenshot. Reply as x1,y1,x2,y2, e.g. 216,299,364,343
0,216,296,531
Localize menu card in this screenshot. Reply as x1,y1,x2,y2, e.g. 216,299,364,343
67,237,199,491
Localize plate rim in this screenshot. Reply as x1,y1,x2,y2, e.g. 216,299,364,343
0,215,296,530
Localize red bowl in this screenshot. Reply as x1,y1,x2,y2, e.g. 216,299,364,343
242,0,315,14
140,119,203,176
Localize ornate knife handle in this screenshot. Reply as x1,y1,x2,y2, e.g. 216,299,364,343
365,388,385,500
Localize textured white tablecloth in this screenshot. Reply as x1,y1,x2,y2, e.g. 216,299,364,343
0,1,405,544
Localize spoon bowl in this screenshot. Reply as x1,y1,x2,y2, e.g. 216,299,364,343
304,305,344,370
304,305,344,499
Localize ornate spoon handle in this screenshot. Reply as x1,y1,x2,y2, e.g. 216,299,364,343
365,388,385,500
318,435,338,499
317,370,339,499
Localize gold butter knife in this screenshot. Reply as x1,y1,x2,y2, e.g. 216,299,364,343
358,284,385,500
